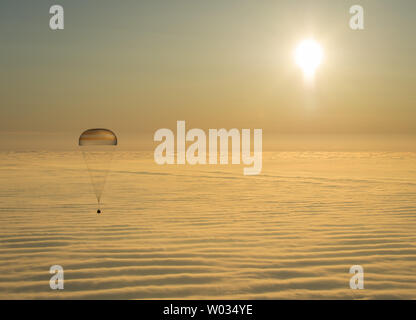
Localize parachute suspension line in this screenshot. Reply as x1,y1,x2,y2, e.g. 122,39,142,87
81,149,114,214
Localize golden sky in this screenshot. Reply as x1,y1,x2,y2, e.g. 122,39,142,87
0,0,415,150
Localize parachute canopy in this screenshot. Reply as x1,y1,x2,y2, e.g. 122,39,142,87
79,129,117,146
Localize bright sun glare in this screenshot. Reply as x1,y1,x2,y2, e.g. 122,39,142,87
295,39,323,79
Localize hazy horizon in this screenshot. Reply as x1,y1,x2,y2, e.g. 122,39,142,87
1,0,416,147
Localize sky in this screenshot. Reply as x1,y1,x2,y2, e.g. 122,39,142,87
0,0,415,150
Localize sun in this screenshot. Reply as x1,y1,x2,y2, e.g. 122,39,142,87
295,39,323,79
